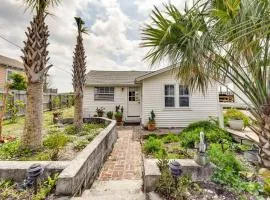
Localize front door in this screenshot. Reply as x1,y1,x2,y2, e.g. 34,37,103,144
128,87,141,117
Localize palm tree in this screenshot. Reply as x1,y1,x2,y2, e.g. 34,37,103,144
72,17,87,130
141,0,270,167
21,0,60,149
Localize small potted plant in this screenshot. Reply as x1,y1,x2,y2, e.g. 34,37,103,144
224,108,249,131
148,110,156,131
96,107,105,117
114,105,124,125
106,111,114,119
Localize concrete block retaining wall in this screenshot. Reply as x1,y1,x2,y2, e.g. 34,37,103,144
144,159,215,192
0,118,117,197
0,161,69,182
56,119,117,196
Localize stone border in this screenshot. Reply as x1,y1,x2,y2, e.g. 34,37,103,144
55,118,117,196
143,159,215,192
0,161,69,182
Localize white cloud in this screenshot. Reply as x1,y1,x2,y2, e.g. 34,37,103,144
0,0,187,92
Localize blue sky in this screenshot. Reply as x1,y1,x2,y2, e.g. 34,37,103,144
0,0,187,92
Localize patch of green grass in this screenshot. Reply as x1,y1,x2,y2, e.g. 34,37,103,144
143,136,164,154
161,133,180,143
2,107,74,138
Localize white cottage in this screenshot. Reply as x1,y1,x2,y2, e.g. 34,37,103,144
83,67,219,128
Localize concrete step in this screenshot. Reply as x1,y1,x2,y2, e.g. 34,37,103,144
72,180,145,200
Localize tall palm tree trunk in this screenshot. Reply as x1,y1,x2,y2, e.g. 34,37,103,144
259,111,270,168
74,91,83,128
22,82,43,148
21,10,51,149
72,18,87,130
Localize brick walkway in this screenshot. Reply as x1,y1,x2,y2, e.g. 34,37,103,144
98,128,142,181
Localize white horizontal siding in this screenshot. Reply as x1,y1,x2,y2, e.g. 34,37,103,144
83,86,128,119
141,71,219,128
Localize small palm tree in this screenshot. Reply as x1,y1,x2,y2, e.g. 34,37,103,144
72,17,87,130
21,0,61,149
141,1,270,167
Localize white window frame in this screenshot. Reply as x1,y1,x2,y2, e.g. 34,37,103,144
179,85,190,107
6,69,14,82
164,84,175,108
94,87,114,101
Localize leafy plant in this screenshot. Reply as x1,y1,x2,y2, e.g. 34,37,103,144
6,100,25,123
224,109,250,128
52,96,61,109
115,105,121,112
64,125,78,135
33,174,59,200
148,110,156,124
156,159,200,199
9,73,27,91
106,111,114,119
161,133,179,143
0,140,21,159
143,136,164,154
74,139,89,151
43,133,69,160
114,111,123,122
96,107,105,117
179,121,232,148
208,143,262,195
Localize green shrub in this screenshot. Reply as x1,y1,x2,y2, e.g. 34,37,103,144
208,143,244,172
28,150,54,161
33,174,58,200
6,100,25,123
47,127,62,135
106,111,114,119
64,125,78,135
161,133,180,143
224,108,250,127
43,133,69,160
156,159,200,199
74,139,89,151
83,123,105,132
43,133,69,150
179,121,232,148
143,137,164,154
0,140,21,159
208,143,262,195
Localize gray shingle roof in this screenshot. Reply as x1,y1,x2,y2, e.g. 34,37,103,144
86,70,151,86
0,55,24,70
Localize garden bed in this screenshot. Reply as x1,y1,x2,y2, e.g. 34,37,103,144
0,122,106,161
0,115,117,198
142,120,270,199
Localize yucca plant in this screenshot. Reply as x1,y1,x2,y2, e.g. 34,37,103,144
72,17,87,130
141,0,270,167
21,0,61,149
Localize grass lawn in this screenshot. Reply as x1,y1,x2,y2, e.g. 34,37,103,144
2,107,74,138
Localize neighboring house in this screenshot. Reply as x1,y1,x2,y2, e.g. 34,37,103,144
0,54,24,91
83,67,219,128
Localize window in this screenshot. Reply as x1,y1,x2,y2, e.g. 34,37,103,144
94,87,114,101
165,85,175,107
179,85,189,107
129,87,139,102
6,70,14,82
